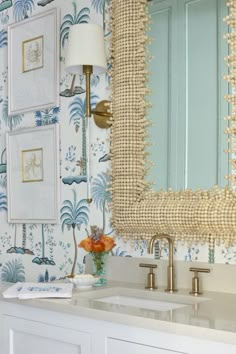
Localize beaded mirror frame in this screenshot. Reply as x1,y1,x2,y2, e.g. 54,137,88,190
110,0,236,245
111,0,236,245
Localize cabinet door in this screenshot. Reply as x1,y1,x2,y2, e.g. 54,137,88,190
2,315,91,354
107,338,186,354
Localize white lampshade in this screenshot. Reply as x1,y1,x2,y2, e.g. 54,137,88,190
65,23,107,75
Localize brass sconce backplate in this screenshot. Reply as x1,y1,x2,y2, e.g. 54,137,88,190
93,100,112,129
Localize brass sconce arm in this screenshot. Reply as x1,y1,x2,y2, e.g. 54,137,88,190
83,65,93,118
83,66,112,128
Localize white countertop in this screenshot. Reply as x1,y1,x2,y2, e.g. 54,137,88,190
1,281,236,346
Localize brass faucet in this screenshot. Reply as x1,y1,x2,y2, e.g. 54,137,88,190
148,234,177,293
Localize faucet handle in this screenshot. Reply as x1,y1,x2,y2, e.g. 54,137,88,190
189,267,210,296
139,263,157,290
139,263,157,269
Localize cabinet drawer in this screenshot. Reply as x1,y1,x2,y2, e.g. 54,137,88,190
2,315,91,354
107,338,186,354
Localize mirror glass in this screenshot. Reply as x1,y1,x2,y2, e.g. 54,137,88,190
147,0,229,192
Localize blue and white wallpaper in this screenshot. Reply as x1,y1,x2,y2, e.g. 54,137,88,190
0,0,235,284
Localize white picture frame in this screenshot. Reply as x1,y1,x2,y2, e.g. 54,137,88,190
6,124,60,224
8,8,60,115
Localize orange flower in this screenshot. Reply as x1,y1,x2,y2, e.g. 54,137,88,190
100,236,116,252
78,238,92,252
91,240,105,253
78,230,116,254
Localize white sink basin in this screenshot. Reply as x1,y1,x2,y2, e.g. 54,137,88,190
95,295,190,312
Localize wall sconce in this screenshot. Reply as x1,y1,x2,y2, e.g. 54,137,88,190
65,24,111,202
65,23,112,127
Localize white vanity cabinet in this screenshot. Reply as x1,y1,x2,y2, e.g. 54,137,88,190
1,310,188,354
107,339,184,354
106,337,236,354
1,301,236,354
2,315,91,354
104,325,236,354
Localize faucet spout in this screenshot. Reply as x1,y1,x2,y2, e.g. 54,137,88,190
148,234,177,293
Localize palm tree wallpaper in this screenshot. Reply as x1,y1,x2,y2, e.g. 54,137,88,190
7,226,34,256
1,259,25,283
2,98,23,130
91,172,111,234
0,192,7,212
61,190,89,276
62,93,99,185
13,0,35,21
0,30,7,48
32,225,55,265
0,0,232,284
60,2,90,48
0,0,120,283
91,0,105,14
59,2,90,98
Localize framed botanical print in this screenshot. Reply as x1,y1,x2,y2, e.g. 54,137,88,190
21,148,44,183
8,8,60,115
22,35,44,73
6,124,60,224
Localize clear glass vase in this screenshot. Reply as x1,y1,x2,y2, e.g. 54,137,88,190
91,252,108,286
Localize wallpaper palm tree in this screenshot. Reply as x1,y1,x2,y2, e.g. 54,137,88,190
2,98,23,130
60,3,90,48
0,148,6,175
91,0,105,14
60,3,90,98
63,94,99,185
91,172,111,233
32,225,55,265
91,0,111,36
61,190,89,277
22,223,26,250
13,0,34,21
0,30,7,48
7,222,34,255
1,259,25,283
0,192,7,212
